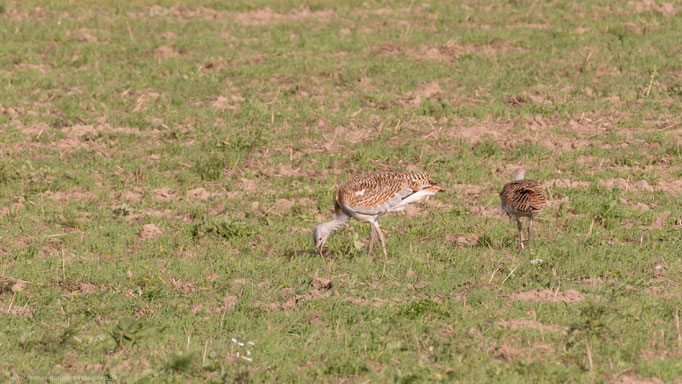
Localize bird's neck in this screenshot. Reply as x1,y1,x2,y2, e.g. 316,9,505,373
325,212,349,232
513,170,526,181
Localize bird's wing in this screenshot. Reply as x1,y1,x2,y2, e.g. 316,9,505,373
504,180,546,213
340,183,415,215
337,172,442,216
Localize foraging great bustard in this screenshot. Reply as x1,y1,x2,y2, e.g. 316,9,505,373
500,168,547,250
314,171,444,256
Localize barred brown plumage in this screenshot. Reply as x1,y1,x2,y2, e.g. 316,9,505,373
314,170,444,257
500,168,546,250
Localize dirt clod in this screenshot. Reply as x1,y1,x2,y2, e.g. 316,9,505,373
140,224,163,239
310,276,332,290
511,289,585,303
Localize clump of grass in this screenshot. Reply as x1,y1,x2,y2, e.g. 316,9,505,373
190,215,256,239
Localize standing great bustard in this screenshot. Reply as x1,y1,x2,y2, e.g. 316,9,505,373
314,171,444,257
500,168,547,250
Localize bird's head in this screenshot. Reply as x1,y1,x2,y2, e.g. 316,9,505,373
313,223,330,253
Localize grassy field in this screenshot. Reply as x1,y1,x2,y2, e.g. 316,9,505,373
1,0,681,382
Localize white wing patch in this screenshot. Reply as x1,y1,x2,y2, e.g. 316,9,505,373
391,189,435,211
355,189,365,196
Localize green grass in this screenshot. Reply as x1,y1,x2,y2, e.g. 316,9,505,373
1,0,682,382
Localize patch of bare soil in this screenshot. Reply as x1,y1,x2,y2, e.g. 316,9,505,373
449,183,491,196
618,198,650,211
400,81,443,106
222,295,238,310
565,110,625,135
444,118,515,145
497,319,565,333
4,7,56,21
267,198,296,216
310,276,333,290
373,40,525,63
490,341,554,363
68,28,99,43
129,90,162,113
627,0,676,17
42,189,94,203
191,294,239,314
648,211,671,229
187,187,211,201
137,6,334,25
601,178,682,193
212,95,244,111
232,7,334,26
446,233,480,246
123,190,143,202
581,277,618,287
239,178,259,194
4,303,33,316
152,188,175,202
608,375,664,384
61,282,107,297
491,343,520,363
345,296,404,308
331,122,376,145
281,288,333,311
545,179,590,189
511,289,585,303
140,224,163,239
0,202,27,217
403,204,428,217
506,92,553,106
13,63,49,74
170,278,196,294
153,45,180,59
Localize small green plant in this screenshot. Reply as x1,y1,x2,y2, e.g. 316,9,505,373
110,317,161,348
164,352,196,373
473,140,501,157
112,203,134,216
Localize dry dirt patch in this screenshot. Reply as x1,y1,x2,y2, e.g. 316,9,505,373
372,40,524,62
627,0,676,17
601,178,682,193
310,276,333,290
42,189,94,203
123,190,143,202
608,375,664,384
490,341,554,363
212,95,244,111
497,319,565,332
545,179,590,189
232,7,334,26
446,233,480,246
152,188,175,202
187,187,211,201
138,6,335,26
648,211,671,229
511,289,585,303
140,224,163,239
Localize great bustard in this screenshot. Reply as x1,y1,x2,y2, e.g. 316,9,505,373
500,168,547,250
314,171,444,257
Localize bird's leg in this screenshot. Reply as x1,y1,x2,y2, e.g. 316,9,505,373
373,222,388,258
528,216,534,248
368,223,377,256
514,215,525,250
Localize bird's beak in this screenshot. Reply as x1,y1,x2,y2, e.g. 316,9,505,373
315,240,325,255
